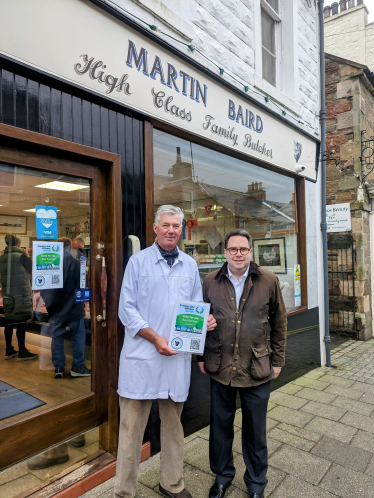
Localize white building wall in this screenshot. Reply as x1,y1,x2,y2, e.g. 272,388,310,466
324,3,374,72
110,0,320,134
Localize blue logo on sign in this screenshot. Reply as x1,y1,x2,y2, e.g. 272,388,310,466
35,206,58,240
171,338,183,350
35,276,45,287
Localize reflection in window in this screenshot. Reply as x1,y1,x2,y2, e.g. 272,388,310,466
154,130,299,311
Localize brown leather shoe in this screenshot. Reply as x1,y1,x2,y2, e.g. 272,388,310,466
159,484,193,498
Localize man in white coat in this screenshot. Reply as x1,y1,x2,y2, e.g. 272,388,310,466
114,205,216,498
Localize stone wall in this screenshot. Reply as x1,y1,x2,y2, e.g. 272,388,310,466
325,54,373,338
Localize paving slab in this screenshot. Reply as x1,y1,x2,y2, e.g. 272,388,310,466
295,387,337,404
267,406,315,428
183,437,213,476
351,430,374,454
269,475,336,498
324,385,363,400
292,378,331,391
276,383,303,395
331,396,374,417
359,390,374,405
267,426,316,451
178,465,215,498
320,463,374,498
270,392,309,410
311,436,372,473
268,445,331,485
304,416,358,443
231,456,286,494
317,374,355,388
276,422,322,442
136,483,162,498
339,411,374,434
350,381,374,392
300,400,346,421
365,455,374,477
266,418,279,430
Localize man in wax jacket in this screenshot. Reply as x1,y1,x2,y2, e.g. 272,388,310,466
198,229,287,498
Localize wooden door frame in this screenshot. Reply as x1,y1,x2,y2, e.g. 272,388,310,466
0,123,122,468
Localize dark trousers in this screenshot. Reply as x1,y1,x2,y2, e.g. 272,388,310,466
4,323,26,352
209,378,271,494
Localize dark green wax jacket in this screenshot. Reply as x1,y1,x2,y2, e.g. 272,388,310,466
0,246,33,324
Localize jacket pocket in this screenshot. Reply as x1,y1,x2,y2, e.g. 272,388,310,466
250,345,272,380
204,336,222,374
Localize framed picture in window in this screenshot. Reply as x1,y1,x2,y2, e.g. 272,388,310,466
0,215,27,235
253,237,286,274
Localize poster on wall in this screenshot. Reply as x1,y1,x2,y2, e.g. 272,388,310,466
35,205,58,239
32,241,63,290
294,264,301,307
326,203,351,233
253,238,287,274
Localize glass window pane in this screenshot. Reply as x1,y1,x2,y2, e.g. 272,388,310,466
0,164,92,427
153,130,299,311
262,47,276,86
261,9,275,54
267,0,279,13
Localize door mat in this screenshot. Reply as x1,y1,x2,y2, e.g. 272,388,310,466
0,381,45,421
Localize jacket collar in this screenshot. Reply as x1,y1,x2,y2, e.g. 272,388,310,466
214,261,262,280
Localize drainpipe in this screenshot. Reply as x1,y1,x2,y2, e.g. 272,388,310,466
318,0,331,367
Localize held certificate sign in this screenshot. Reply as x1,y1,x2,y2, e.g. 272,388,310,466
169,300,211,355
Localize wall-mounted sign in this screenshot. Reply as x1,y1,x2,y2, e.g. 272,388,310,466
326,203,351,233
294,264,301,307
0,0,317,180
35,205,58,239
32,241,63,290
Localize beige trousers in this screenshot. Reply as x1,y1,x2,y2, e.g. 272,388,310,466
114,397,185,498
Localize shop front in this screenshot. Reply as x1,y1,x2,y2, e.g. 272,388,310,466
0,0,321,496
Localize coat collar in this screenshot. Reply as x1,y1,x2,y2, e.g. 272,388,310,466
214,261,262,280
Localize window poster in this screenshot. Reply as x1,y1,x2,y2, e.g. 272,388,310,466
32,241,63,290
35,205,58,239
169,300,210,355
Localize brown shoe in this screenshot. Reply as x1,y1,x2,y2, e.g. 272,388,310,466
159,484,192,498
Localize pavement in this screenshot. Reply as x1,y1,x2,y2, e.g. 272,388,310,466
82,338,374,498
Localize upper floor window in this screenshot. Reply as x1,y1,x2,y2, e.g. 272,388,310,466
261,0,281,87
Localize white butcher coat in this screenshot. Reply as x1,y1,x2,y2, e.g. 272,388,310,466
117,243,203,402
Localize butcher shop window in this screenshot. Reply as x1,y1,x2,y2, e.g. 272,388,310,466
153,129,299,311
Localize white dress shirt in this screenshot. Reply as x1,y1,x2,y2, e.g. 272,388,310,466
117,243,203,402
227,266,250,308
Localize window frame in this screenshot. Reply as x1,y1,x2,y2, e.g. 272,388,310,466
261,0,281,88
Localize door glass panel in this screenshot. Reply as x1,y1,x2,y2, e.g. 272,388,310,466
0,425,105,498
0,163,92,426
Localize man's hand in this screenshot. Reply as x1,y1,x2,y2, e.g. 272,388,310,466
273,367,282,379
154,335,178,356
138,327,177,356
198,362,206,374
207,314,217,331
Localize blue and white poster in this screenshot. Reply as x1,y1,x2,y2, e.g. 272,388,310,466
35,206,58,239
